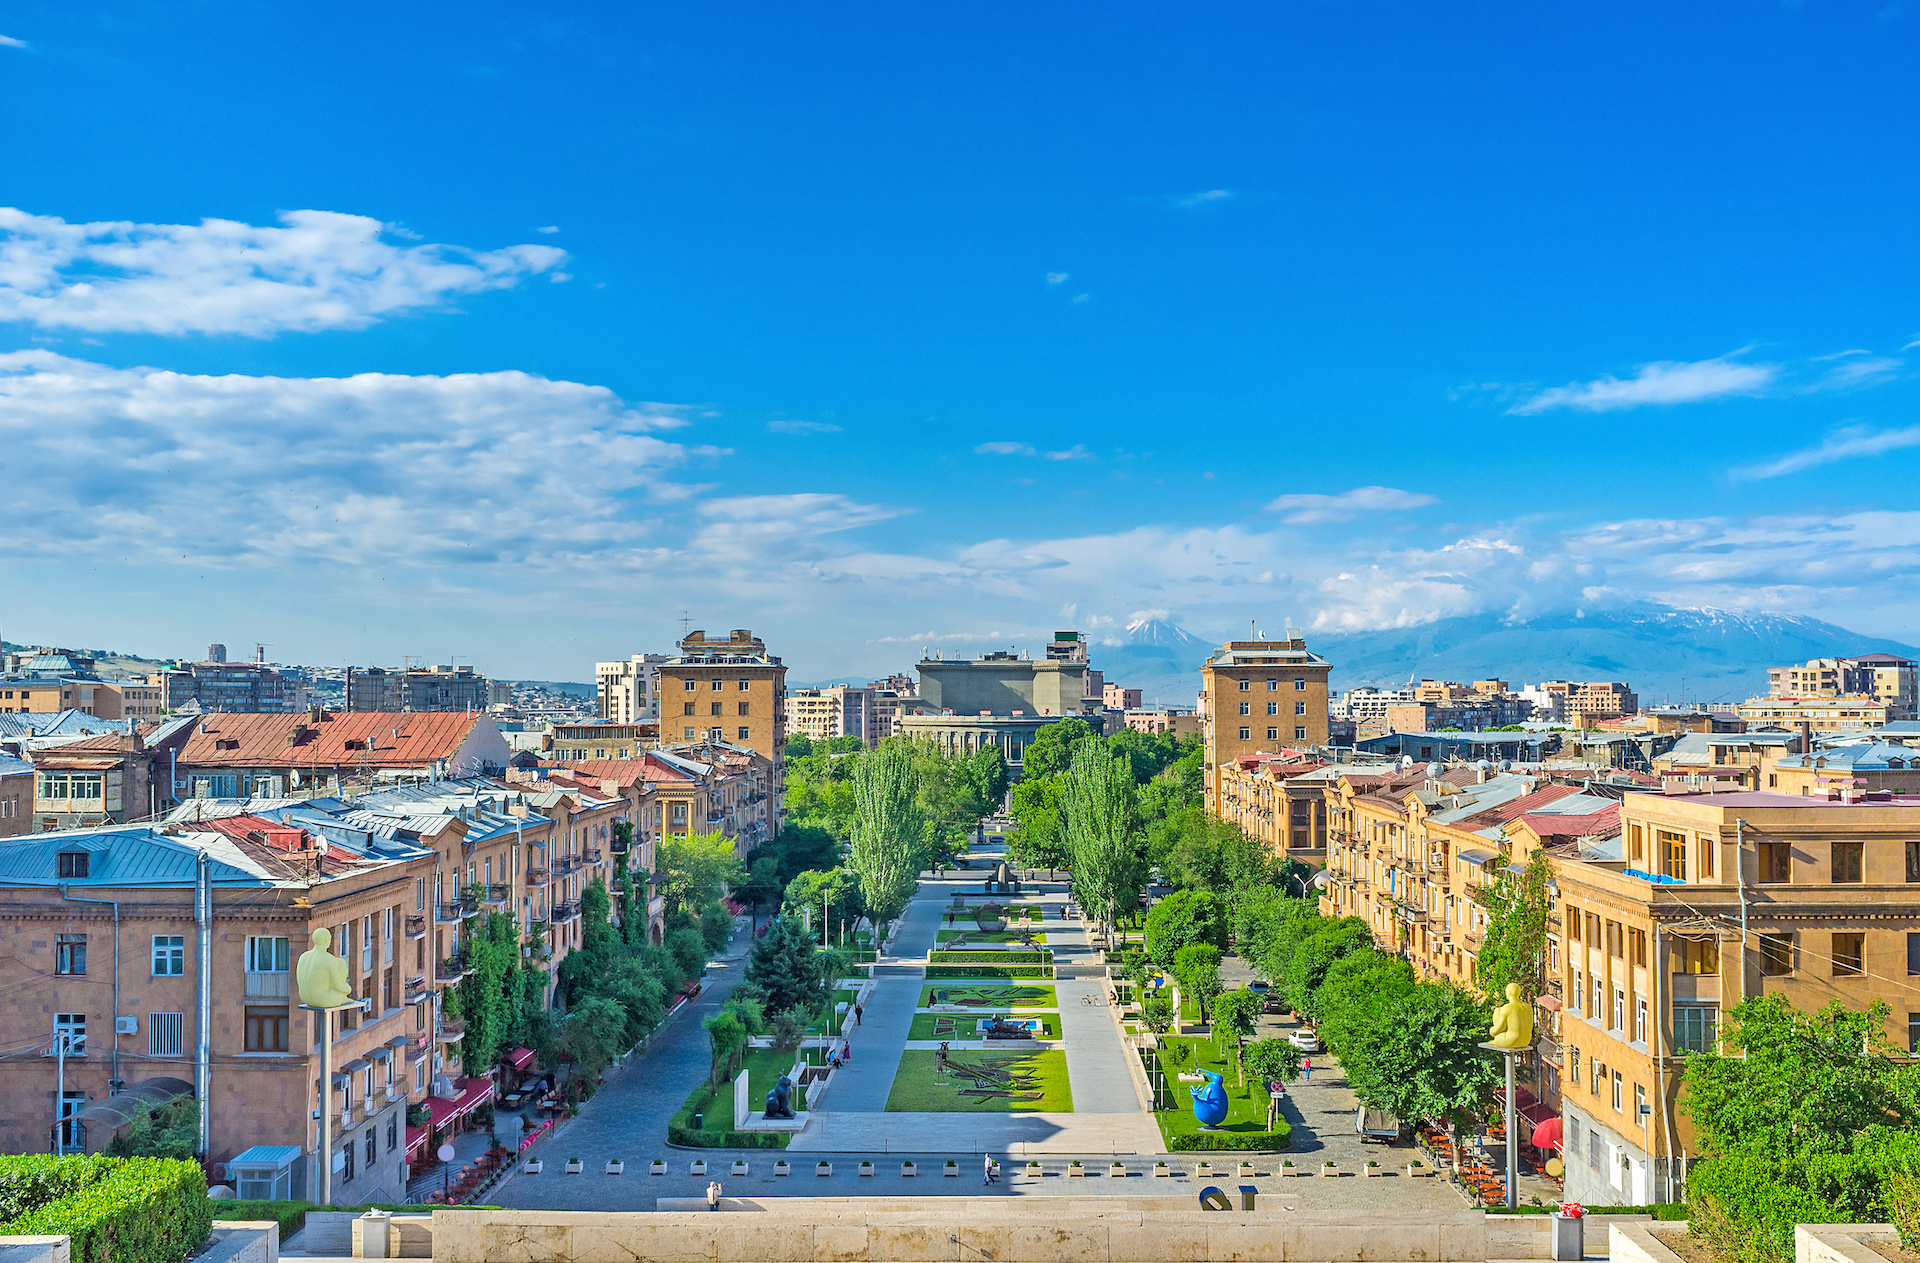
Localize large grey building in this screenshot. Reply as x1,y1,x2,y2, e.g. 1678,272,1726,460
344,665,490,712
897,648,1104,780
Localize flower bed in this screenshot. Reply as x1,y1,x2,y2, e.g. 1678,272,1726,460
924,964,1055,979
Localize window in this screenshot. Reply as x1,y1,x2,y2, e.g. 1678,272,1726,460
245,1008,288,1051
1238,701,1250,716
710,679,723,691
1760,932,1794,976
683,726,695,739
1681,937,1719,973
710,702,723,717
1833,932,1865,977
1635,998,1647,1044
149,1012,184,1057
1265,678,1278,691
1571,969,1583,1015
1908,840,1919,883
1673,1004,1718,1053
1589,1132,1601,1170
1295,726,1307,740
1593,976,1604,1017
361,916,374,972
1697,833,1715,878
1265,701,1277,716
1295,700,1307,716
1760,842,1792,883
1832,843,1864,884
415,878,425,911
682,701,695,716
59,1091,86,1153
246,936,290,974
1629,928,1647,967
737,727,751,741
683,678,696,692
1238,727,1250,741
708,727,723,740
737,702,750,716
1294,677,1307,690
152,935,184,976
1635,1083,1647,1124
1658,829,1686,880
1612,1070,1623,1112
1237,679,1250,692
54,1013,86,1054
56,850,90,879
1568,1045,1579,1081
1909,932,1920,976
1267,727,1278,740
366,1127,377,1168
383,909,394,964
738,678,751,691
387,1115,398,1152
1613,987,1625,1031
55,934,87,975
1628,825,1644,867
1569,910,1581,942
342,1134,355,1183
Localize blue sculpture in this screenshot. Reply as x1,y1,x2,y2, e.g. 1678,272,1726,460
1189,1069,1229,1127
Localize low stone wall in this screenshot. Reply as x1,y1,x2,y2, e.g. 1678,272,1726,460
204,1221,279,1263
1797,1223,1904,1263
431,1205,1546,1262
0,1237,68,1263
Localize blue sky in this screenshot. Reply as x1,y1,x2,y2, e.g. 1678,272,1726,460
5,2,1920,681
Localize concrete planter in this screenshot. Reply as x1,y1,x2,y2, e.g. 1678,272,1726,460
730,1161,749,1176
900,1162,916,1177
522,1159,542,1175
649,1161,666,1176
1319,1162,1337,1177
689,1160,707,1176
1362,1162,1378,1178
1068,1163,1085,1178
1280,1162,1296,1177
1110,1162,1127,1177
943,1161,959,1177
564,1159,583,1175
1194,1161,1213,1176
1407,1162,1428,1178
858,1162,874,1177
605,1161,624,1176
773,1161,790,1177
1551,1213,1584,1261
1153,1162,1170,1178
1237,1162,1254,1178
1027,1163,1042,1182
816,1162,833,1177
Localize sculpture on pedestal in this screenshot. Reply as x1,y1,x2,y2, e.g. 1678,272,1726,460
1487,983,1534,1049
1190,1069,1229,1127
296,926,353,1009
764,1074,796,1119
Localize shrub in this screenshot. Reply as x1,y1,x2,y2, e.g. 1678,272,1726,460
1689,1153,1845,1263
1166,1126,1293,1152
927,950,1050,964
2,1156,211,1263
923,965,1054,979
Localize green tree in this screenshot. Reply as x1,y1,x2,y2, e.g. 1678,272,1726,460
666,926,708,983
965,745,1011,816
783,867,866,943
1213,987,1264,1084
1173,942,1223,1022
535,994,629,1084
1061,740,1144,944
659,831,744,915
1341,982,1497,1144
1006,776,1071,876
1143,889,1226,969
738,855,784,930
1282,918,1374,1020
745,914,827,1016
1245,1037,1304,1087
847,741,925,937
108,1097,200,1159
703,1009,748,1086
1473,849,1552,1002
785,733,814,758
1142,994,1175,1035
1022,717,1096,781
459,909,521,1073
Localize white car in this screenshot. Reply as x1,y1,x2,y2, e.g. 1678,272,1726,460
1289,1029,1322,1052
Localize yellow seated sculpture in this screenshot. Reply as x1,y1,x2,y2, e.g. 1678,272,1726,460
297,927,354,1009
1487,982,1533,1050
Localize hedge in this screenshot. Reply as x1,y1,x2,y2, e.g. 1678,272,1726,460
1166,1127,1293,1152
927,950,1051,964
1689,1154,1846,1263
924,965,1055,979
0,1154,117,1221
1,1156,210,1263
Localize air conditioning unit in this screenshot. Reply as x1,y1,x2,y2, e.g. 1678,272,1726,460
115,1016,138,1035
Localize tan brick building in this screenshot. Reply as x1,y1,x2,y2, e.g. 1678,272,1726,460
1199,631,1330,814
657,631,787,835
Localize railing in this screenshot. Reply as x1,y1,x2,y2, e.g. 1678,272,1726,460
436,1021,466,1044
405,915,428,938
435,955,469,983
525,867,549,885
404,976,430,1001
436,902,465,924
483,885,511,904
459,900,481,919
244,971,291,999
586,849,602,862
406,1042,429,1063
552,902,578,922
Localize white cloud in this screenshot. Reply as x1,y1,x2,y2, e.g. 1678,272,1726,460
1177,189,1233,207
768,420,842,435
535,226,560,234
1045,272,1069,285
0,208,567,335
0,351,698,566
975,441,1035,456
1071,293,1090,304
0,34,25,47
1043,444,1094,461
1266,485,1439,525
1732,423,1920,481
1510,354,1777,414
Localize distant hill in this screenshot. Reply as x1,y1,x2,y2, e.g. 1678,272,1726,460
1085,605,1920,708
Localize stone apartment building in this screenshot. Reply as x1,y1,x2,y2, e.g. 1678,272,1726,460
1212,753,1345,866
1736,695,1893,733
25,719,197,831
656,631,787,836
1123,708,1202,737
543,721,654,762
0,754,32,838
784,685,908,747
0,816,436,1204
160,662,309,714
175,708,511,799
1199,631,1332,815
595,654,669,725
1768,654,1918,721
344,665,492,714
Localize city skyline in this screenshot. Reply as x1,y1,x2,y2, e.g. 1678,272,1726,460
7,4,1920,681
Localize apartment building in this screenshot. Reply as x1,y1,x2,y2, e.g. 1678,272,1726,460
1737,696,1893,733
25,719,197,831
1103,683,1144,711
345,665,491,714
657,631,787,835
1213,754,1345,865
159,662,308,714
1338,688,1415,723
783,685,906,747
0,754,31,838
1200,631,1331,814
1652,730,1802,791
175,709,510,799
1768,654,1918,721
595,654,669,725
0,817,437,1203
1550,789,1920,1207
1123,708,1202,737
544,721,654,762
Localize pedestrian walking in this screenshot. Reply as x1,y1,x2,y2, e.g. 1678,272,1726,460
706,1181,721,1211
983,1154,996,1186
854,1003,864,1027
1302,1056,1312,1082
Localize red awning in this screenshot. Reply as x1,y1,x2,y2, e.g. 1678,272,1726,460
506,1047,535,1071
1521,1102,1558,1128
405,1124,428,1158
452,1076,495,1116
1531,1117,1564,1152
1495,1084,1541,1112
421,1095,462,1129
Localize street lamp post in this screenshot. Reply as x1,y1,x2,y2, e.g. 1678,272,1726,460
439,1142,456,1202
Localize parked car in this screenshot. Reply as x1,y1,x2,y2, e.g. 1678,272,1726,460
1261,997,1289,1014
1289,1028,1321,1052
1355,1106,1403,1143
1248,979,1270,995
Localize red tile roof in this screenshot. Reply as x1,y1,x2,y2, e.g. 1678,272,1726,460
177,710,485,770
1517,804,1621,839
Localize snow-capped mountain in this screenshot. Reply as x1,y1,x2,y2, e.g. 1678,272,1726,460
1082,604,1920,707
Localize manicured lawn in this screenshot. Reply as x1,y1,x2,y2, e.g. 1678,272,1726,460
908,1011,1060,1040
743,1046,809,1113
1146,1036,1291,1151
885,1048,1073,1113
917,983,1056,1009
934,929,1048,943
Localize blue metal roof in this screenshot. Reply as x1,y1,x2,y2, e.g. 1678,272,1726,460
225,1145,301,1169
0,827,277,887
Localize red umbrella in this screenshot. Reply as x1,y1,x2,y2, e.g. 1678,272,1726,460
1531,1117,1564,1152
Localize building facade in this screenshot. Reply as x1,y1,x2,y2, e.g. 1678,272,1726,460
656,631,787,835
1735,696,1893,733
160,662,308,714
595,654,669,725
345,666,491,713
1768,654,1918,721
1199,632,1332,815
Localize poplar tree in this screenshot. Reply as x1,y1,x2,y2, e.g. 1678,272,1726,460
1061,740,1142,945
847,741,925,940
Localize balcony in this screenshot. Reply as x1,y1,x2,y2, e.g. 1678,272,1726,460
406,1042,429,1064
404,975,430,1003
482,884,511,905
434,954,470,984
459,900,481,920
244,971,291,1000
404,915,428,939
552,901,578,923
524,867,550,886
586,848,603,863
435,1020,466,1045
386,1084,405,1104
435,902,465,924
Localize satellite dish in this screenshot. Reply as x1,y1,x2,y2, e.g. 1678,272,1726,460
1312,870,1329,890
1499,759,1513,772
1476,759,1492,771
1426,762,1444,778
1400,755,1414,769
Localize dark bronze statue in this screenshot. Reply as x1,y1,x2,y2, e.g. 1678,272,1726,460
764,1073,796,1119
